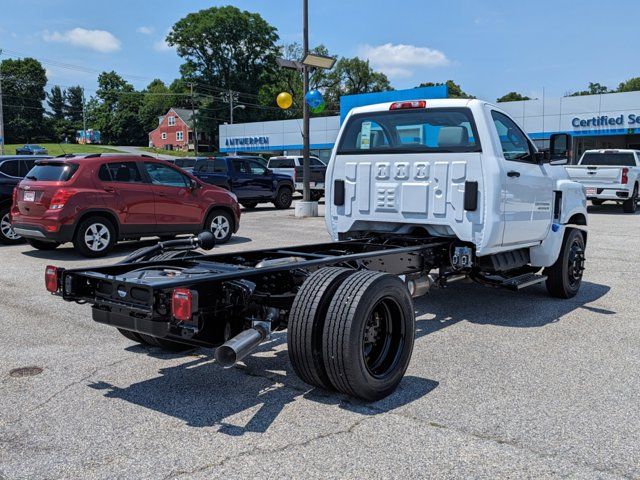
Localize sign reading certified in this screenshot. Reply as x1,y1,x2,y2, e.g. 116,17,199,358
572,114,640,129
225,136,270,148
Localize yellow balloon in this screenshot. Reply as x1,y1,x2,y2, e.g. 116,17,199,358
277,92,293,109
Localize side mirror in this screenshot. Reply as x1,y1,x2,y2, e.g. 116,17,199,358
549,133,572,163
189,178,200,190
264,169,272,176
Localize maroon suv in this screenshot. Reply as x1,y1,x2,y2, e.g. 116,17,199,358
11,155,241,257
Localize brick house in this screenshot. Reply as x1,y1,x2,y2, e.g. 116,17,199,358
148,108,204,151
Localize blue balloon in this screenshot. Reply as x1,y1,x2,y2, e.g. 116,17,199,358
305,89,324,109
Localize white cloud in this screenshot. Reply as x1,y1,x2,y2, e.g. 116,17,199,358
43,28,121,53
358,43,450,79
137,26,153,35
153,30,174,52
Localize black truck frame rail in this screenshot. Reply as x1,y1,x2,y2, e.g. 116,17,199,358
53,236,448,346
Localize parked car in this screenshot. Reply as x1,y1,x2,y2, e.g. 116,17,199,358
15,144,48,155
173,157,197,173
0,155,51,244
267,155,326,201
228,155,267,167
11,155,240,257
192,156,294,209
565,149,640,213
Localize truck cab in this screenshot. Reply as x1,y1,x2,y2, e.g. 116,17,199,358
326,99,587,267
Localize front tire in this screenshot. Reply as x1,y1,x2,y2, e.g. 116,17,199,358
591,199,604,206
0,206,23,245
273,186,293,209
544,228,586,299
288,267,355,391
622,184,638,213
206,209,233,244
241,201,258,209
73,217,116,258
322,270,415,401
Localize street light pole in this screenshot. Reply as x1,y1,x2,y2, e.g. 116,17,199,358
302,0,311,203
0,49,5,155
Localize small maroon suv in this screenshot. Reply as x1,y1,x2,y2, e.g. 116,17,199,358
11,155,241,257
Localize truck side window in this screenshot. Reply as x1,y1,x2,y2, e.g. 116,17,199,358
491,111,532,161
248,161,268,175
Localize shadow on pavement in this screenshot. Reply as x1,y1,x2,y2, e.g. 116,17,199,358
88,278,609,435
587,204,639,215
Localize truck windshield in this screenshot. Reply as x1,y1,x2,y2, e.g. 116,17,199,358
24,163,78,181
580,152,636,166
337,107,481,154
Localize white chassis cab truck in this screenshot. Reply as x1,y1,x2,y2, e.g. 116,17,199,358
565,149,640,213
48,98,588,402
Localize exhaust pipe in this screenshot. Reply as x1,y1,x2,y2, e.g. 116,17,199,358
215,309,277,368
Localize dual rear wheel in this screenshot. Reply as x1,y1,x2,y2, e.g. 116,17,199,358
288,267,415,401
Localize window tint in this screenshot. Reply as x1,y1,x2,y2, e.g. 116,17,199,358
491,111,531,161
175,158,196,168
248,161,267,175
195,159,227,174
269,158,295,168
309,157,324,166
98,162,142,183
144,162,189,187
0,160,20,177
580,152,637,166
20,160,36,177
232,159,250,174
24,163,78,181
338,108,480,154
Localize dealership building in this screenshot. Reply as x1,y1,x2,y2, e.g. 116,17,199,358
219,86,640,162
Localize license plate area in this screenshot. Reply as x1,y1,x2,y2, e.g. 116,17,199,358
23,191,35,202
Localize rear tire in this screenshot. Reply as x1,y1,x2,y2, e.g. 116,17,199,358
288,267,356,391
73,216,116,258
206,209,233,244
544,228,586,299
310,191,323,202
241,201,258,209
0,206,23,245
273,186,293,209
622,184,638,213
322,270,416,401
26,238,60,250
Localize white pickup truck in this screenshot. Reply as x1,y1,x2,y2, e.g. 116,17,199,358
565,149,640,213
49,98,590,402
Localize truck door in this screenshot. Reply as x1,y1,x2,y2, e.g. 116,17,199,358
489,110,554,245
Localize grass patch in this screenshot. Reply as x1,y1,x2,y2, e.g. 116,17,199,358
139,147,194,158
3,144,124,157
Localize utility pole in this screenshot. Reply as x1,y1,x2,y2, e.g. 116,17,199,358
81,88,87,144
189,83,199,155
229,90,234,124
301,0,311,203
0,49,5,155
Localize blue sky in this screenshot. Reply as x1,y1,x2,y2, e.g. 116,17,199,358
0,0,638,101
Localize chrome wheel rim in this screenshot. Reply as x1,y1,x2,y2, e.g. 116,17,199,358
1,213,20,240
84,223,111,252
210,215,230,240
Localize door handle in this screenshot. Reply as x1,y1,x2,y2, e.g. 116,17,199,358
103,186,115,193
507,171,521,178
157,192,167,197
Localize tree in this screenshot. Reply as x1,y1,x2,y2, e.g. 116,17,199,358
167,6,279,94
0,57,47,142
138,79,175,134
568,82,611,97
65,86,85,125
417,80,475,99
497,92,532,102
47,86,66,120
617,77,640,93
326,57,391,105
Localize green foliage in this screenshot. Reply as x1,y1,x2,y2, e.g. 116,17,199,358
1,57,47,142
65,86,85,124
139,79,175,133
418,80,475,99
497,92,532,102
325,57,392,108
46,86,66,120
568,82,611,97
617,77,640,93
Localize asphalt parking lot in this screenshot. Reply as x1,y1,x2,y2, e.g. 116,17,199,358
1,202,639,479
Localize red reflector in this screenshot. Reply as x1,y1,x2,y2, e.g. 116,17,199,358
390,100,427,110
45,265,59,293
172,288,192,321
45,225,58,232
622,167,629,184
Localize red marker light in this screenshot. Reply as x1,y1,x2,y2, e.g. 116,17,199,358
390,100,427,110
172,288,193,321
621,168,629,185
45,265,59,293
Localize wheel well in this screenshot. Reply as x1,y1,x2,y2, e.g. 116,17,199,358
567,213,587,226
73,210,120,238
277,182,294,192
203,205,236,231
